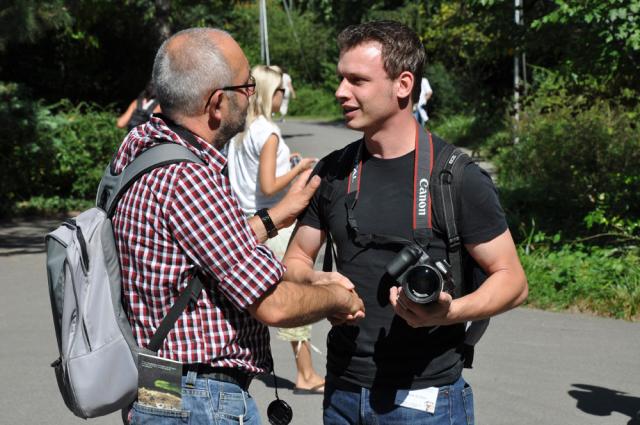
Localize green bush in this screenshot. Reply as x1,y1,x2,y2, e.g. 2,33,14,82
0,82,53,216
287,85,341,119
494,72,640,240
521,243,640,320
429,114,476,146
42,100,125,199
15,196,93,216
0,87,125,216
424,62,466,119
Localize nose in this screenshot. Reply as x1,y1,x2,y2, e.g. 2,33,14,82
335,78,349,102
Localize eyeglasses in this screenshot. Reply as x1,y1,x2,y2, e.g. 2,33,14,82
204,76,256,112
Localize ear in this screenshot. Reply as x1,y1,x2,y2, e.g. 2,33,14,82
396,70,415,101
207,91,224,127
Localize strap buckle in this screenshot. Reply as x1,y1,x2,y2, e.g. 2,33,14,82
448,235,461,251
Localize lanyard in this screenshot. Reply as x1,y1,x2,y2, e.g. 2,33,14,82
345,121,434,248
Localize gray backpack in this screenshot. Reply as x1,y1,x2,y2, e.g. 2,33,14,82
45,143,204,419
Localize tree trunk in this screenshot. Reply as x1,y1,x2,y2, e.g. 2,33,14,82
155,0,172,45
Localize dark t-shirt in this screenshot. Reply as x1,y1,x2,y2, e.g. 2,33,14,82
299,135,507,389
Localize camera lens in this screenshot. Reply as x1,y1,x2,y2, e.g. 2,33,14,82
404,265,441,304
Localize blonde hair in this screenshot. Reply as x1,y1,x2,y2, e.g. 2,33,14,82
246,64,283,125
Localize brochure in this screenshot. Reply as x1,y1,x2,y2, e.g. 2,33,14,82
137,353,183,410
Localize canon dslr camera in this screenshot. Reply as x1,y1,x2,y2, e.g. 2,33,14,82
385,245,454,304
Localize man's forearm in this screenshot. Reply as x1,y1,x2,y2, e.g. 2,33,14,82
449,268,528,323
282,256,316,284
249,280,357,328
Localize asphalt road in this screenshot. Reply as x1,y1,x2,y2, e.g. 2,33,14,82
1,119,638,425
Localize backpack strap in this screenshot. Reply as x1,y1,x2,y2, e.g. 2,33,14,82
433,144,493,368
433,144,473,299
147,275,204,352
96,142,207,353
97,143,202,217
320,141,362,272
322,231,338,272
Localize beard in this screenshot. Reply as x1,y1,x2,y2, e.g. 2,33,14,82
213,92,248,150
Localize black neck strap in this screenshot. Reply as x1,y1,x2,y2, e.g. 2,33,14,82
345,121,434,248
155,113,206,153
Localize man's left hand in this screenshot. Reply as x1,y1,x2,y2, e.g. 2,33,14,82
270,169,320,229
389,286,453,328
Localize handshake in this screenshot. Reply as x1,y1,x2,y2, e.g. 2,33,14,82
308,270,366,326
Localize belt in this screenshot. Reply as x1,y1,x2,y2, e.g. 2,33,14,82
183,364,253,391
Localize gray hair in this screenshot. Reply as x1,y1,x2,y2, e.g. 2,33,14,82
152,28,233,118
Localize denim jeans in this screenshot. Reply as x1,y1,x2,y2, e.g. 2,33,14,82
129,371,261,425
323,376,474,425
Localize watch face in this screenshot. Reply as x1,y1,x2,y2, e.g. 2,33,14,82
267,399,292,425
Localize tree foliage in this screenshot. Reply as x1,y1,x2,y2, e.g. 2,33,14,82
530,0,640,99
493,70,640,241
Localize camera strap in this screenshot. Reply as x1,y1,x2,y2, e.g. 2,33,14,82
344,120,434,249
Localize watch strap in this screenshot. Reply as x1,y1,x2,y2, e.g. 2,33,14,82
256,208,278,238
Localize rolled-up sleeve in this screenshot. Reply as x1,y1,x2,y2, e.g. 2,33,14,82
167,163,284,310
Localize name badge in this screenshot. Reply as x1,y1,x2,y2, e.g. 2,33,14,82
395,387,439,413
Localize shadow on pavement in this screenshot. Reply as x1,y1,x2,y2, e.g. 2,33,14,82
0,218,58,256
311,119,347,128
255,373,296,390
282,133,314,139
569,384,640,424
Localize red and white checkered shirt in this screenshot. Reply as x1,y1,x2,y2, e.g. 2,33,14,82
111,115,284,374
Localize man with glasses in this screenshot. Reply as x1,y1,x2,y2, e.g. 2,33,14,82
112,28,365,424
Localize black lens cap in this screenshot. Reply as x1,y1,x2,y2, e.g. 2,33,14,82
267,399,293,425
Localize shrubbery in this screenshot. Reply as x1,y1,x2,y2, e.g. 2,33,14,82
287,85,341,119
0,82,125,216
492,72,640,242
520,243,640,320
483,71,640,320
42,100,125,199
0,82,53,216
429,114,476,146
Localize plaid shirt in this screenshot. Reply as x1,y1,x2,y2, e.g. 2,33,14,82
111,115,284,374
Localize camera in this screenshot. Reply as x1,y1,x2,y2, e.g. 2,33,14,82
385,245,454,304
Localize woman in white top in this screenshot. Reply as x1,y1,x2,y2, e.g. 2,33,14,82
227,65,324,394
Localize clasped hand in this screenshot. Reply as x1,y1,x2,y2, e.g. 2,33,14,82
311,271,365,326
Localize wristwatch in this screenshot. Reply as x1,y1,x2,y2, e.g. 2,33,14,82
255,208,278,239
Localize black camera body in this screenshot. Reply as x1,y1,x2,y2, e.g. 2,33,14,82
385,245,454,305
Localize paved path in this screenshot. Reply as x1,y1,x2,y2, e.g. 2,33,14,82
1,120,638,425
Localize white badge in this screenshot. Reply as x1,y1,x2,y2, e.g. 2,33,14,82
395,387,439,414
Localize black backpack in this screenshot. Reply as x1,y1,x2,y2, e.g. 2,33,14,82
321,138,490,368
127,97,159,131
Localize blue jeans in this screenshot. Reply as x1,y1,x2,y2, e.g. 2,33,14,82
323,376,474,425
130,371,261,425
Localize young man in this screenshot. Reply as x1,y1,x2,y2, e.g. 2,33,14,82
112,28,365,424
283,21,528,424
